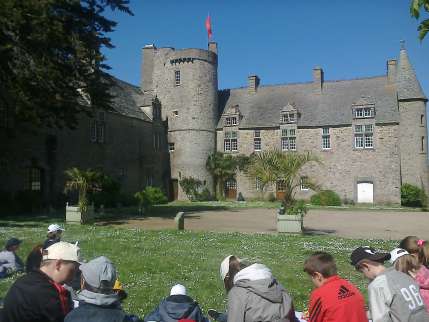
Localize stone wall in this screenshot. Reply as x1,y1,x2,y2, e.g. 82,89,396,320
217,124,401,204
399,100,429,192
0,111,168,206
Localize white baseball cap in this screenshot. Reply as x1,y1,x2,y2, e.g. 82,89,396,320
389,248,410,264
170,284,187,296
48,224,65,233
220,255,241,281
43,241,80,262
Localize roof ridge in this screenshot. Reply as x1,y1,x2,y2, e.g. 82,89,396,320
221,75,387,91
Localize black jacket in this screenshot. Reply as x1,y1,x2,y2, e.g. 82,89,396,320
144,295,208,322
2,270,72,322
64,302,126,322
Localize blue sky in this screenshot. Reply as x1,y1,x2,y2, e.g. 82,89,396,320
103,0,428,95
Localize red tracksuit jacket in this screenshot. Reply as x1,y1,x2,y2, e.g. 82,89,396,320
308,275,368,322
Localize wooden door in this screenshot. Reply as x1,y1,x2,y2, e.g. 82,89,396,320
276,180,286,201
224,179,237,200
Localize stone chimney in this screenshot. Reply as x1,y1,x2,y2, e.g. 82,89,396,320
387,59,397,83
208,42,218,55
313,66,324,93
248,75,260,94
141,44,156,94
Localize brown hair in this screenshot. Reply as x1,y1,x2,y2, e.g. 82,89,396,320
399,236,420,255
394,254,420,276
303,252,337,278
25,244,43,273
223,256,246,292
418,241,429,268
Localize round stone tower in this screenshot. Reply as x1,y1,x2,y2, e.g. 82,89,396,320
141,43,218,200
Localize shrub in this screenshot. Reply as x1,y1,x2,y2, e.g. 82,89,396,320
267,192,276,202
401,183,427,207
179,177,202,201
310,190,341,206
89,174,121,208
286,199,308,216
196,188,215,201
134,186,168,213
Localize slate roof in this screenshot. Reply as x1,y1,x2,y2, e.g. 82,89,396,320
109,77,151,122
397,47,427,101
218,76,399,129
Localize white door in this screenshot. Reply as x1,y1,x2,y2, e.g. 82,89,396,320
357,182,373,203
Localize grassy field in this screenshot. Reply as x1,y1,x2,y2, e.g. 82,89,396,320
0,217,398,319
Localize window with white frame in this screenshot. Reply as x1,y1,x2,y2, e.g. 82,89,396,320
322,127,331,149
281,112,296,124
254,130,261,151
354,124,373,149
225,116,238,126
300,176,309,191
281,128,296,151
255,177,263,191
354,107,374,119
224,131,238,152
174,70,181,86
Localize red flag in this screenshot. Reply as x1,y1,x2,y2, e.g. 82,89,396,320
205,14,212,40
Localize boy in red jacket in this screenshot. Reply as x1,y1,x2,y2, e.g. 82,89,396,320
304,251,368,322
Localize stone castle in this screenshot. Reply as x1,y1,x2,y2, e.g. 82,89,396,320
1,41,427,206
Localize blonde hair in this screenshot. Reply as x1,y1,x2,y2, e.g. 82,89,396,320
394,254,420,276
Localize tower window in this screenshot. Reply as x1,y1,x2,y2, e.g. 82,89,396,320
421,114,424,125
422,137,425,152
169,143,175,152
175,70,181,86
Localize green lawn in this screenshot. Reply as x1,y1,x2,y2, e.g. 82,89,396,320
0,217,398,319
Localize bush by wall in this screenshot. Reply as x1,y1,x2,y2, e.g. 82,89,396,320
134,186,168,213
401,183,427,208
310,190,341,206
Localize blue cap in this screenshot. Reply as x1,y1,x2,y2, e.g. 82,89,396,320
5,238,22,250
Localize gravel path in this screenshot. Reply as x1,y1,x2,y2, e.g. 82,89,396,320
106,208,429,240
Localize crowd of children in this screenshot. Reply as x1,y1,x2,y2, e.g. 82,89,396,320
0,226,429,322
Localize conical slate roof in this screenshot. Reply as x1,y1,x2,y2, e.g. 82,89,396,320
397,44,427,101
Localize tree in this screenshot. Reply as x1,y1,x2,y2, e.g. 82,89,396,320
64,167,102,211
0,0,133,129
246,150,320,207
206,152,249,199
411,0,429,41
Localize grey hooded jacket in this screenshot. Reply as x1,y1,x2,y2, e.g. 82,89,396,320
227,264,297,322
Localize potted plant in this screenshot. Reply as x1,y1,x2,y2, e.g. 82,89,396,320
64,167,102,224
246,150,320,233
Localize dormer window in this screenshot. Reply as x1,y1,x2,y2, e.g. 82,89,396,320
281,112,296,124
225,116,238,126
354,107,374,119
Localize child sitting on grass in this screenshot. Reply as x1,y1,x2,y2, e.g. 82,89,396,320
303,251,368,322
390,248,429,313
351,246,429,322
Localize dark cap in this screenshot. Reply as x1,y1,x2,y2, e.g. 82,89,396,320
5,238,22,250
350,246,390,267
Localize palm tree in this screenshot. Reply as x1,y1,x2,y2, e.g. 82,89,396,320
64,167,102,211
206,152,240,199
246,150,321,207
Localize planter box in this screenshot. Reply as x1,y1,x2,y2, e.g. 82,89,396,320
65,203,94,224
277,213,303,233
